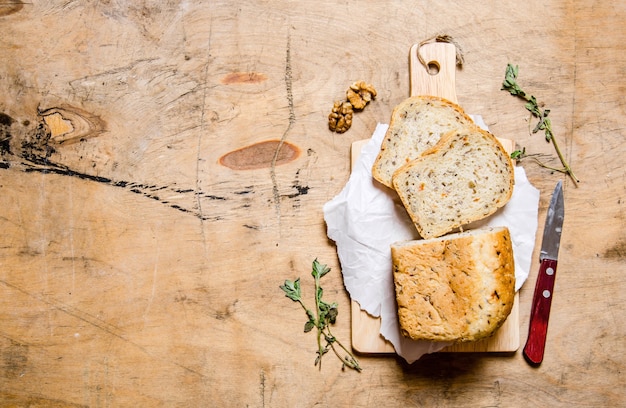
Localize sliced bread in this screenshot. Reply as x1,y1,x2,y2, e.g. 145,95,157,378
391,226,515,343
371,95,475,188
391,126,514,239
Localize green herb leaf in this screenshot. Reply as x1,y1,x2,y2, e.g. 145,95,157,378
305,308,316,323
501,63,579,184
543,118,553,142
510,147,526,160
524,97,542,118
304,320,315,333
280,278,301,302
280,259,362,372
311,258,331,279
326,304,338,324
501,64,526,97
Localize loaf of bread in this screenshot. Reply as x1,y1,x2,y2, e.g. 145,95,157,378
391,226,515,343
391,126,514,239
371,95,475,188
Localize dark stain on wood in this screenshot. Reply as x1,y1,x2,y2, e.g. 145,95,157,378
234,187,254,195
283,169,310,203
0,112,15,155
219,140,300,170
214,299,238,320
0,1,24,17
288,181,310,198
1,339,28,379
20,121,56,163
221,72,268,85
0,392,88,408
603,240,626,260
0,108,96,162
0,112,14,127
0,110,56,164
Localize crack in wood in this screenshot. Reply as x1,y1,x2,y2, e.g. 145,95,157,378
193,17,215,239
0,117,228,221
0,99,305,227
0,278,208,379
270,31,296,223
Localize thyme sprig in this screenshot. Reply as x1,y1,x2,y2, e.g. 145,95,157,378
280,259,362,372
501,64,579,184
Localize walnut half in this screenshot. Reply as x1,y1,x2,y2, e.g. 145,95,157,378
328,80,376,133
346,81,377,110
328,101,353,133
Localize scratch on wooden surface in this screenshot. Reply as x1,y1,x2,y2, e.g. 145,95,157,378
0,278,208,378
68,58,159,95
1,278,125,342
194,16,214,248
492,380,502,407
259,369,266,408
143,237,160,321
68,178,76,295
270,31,296,222
221,72,268,84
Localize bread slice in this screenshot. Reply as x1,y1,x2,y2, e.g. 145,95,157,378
391,226,515,343
372,95,475,188
391,126,514,239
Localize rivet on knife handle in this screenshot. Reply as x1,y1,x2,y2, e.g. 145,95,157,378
523,258,558,365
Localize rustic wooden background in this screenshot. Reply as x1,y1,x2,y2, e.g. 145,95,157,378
1,1,624,406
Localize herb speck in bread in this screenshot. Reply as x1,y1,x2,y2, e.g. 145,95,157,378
392,126,514,239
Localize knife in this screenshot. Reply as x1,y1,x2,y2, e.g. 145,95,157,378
523,181,564,365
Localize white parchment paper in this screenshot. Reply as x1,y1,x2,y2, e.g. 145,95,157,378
323,120,540,363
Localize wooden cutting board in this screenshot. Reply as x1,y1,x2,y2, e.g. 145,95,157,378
350,42,520,354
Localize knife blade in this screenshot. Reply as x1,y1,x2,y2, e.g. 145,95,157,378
523,181,564,365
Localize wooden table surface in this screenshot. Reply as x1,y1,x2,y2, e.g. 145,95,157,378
1,1,624,406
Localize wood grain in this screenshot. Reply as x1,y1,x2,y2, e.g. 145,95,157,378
409,42,459,103
1,1,624,407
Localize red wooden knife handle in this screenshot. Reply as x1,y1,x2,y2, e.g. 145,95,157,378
523,258,558,365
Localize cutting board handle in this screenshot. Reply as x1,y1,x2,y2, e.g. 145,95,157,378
409,42,458,102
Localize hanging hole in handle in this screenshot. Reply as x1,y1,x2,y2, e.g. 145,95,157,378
427,61,440,75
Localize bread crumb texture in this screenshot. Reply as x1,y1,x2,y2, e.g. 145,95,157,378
372,95,474,188
392,126,514,239
392,227,515,343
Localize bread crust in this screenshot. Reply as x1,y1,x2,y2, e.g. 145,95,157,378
372,95,475,188
391,227,515,343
